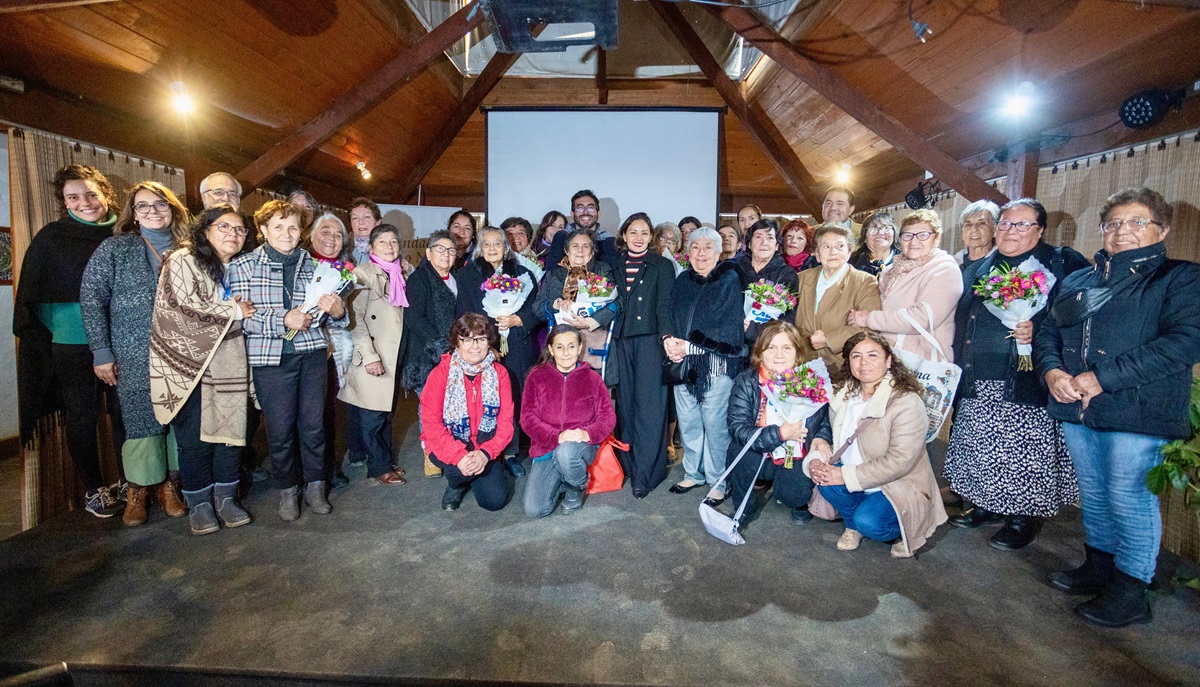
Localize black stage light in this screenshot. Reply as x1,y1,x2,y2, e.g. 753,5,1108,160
905,185,927,210
1119,88,1185,130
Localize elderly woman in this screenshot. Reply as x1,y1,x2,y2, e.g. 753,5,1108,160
306,212,362,487
945,198,1090,550
338,224,408,487
737,218,799,346
847,209,962,362
726,321,831,531
15,164,124,517
1035,188,1200,627
610,213,676,497
455,226,540,475
502,216,533,255
718,223,741,262
665,226,746,506
782,218,818,273
148,204,254,535
794,225,882,371
532,210,567,263
82,180,191,527
420,314,515,511
348,197,382,266
655,221,685,276
955,200,999,271
533,229,619,378
229,199,348,522
521,324,616,518
805,332,947,557
400,230,460,478
849,211,900,276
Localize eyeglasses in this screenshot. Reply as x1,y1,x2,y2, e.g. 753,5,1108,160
204,189,238,201
996,220,1040,233
866,226,894,235
573,204,597,213
429,244,457,256
134,201,170,214
1099,217,1162,234
214,221,247,236
899,230,934,242
461,336,489,347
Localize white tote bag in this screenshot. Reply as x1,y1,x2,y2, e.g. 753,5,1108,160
893,303,962,443
699,428,764,545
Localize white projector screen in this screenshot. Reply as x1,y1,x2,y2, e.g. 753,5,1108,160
485,108,720,233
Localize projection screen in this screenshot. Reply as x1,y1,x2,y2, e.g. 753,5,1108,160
484,107,721,232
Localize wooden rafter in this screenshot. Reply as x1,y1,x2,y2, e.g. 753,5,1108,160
707,2,1008,205
649,0,822,209
390,48,523,204
741,0,841,102
597,49,608,105
0,0,114,12
236,1,485,190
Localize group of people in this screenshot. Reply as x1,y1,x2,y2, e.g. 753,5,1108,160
14,167,1199,630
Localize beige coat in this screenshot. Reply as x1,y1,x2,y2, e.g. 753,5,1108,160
337,262,405,413
805,376,948,553
794,266,881,370
866,250,962,363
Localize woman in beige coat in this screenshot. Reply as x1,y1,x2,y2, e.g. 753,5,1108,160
847,209,962,362
804,331,947,558
794,225,881,370
338,225,407,486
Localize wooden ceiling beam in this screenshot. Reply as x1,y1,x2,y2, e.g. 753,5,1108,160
649,0,823,210
390,48,522,204
741,0,841,103
236,1,485,190
0,0,114,12
597,48,608,105
707,2,1008,205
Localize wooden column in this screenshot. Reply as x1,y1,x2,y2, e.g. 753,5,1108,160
1006,140,1040,200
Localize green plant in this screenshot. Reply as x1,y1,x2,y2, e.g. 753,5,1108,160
1147,378,1200,510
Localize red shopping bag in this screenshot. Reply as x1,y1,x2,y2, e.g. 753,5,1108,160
586,435,628,494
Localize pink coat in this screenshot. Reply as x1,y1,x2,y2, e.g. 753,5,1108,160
520,362,616,459
865,250,962,363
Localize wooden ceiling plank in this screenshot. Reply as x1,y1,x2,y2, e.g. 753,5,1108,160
0,0,114,12
743,0,844,102
708,1,1006,204
598,48,608,105
236,1,484,190
649,0,822,209
390,48,522,203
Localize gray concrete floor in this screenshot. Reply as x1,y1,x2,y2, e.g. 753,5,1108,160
0,396,1197,687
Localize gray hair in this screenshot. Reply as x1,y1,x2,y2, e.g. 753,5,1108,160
655,221,681,251
306,212,352,262
960,200,1000,225
471,226,513,262
686,226,722,253
199,172,241,195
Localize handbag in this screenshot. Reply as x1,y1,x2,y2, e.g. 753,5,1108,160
585,435,628,495
699,428,764,545
806,396,896,520
893,303,962,443
663,296,701,386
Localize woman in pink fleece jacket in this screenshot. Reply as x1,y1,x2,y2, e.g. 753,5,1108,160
520,324,616,518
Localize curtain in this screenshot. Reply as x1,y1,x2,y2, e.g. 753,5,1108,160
8,126,185,530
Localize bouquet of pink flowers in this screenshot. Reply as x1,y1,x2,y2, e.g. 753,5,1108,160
761,359,831,468
515,248,545,282
480,272,534,353
566,273,617,319
743,279,798,324
972,257,1056,370
284,259,356,341
673,252,690,269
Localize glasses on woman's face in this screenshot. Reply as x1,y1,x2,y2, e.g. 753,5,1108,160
429,244,457,256
134,201,170,214
1099,217,1162,234
461,336,488,347
899,230,934,242
866,226,893,236
214,221,247,236
996,220,1039,233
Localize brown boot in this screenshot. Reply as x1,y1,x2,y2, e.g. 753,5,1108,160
423,450,442,478
666,421,681,467
156,478,187,518
123,486,149,526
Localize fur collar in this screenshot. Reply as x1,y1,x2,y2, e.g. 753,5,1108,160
686,259,737,285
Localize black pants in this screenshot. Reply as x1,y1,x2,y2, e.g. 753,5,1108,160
359,408,394,478
239,405,262,476
51,343,125,491
253,350,327,489
430,453,513,511
728,454,815,521
171,388,241,491
613,335,668,493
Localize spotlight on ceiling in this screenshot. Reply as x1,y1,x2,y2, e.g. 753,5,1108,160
905,180,944,210
1119,88,1185,130
356,161,372,180
834,163,851,185
1002,81,1036,120
169,81,194,115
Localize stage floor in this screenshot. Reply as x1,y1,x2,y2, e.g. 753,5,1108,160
1,407,1198,687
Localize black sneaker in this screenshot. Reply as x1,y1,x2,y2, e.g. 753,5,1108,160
111,480,129,502
85,487,122,518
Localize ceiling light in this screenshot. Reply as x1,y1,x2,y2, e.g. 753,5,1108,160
834,163,851,185
169,81,194,115
1119,88,1185,130
356,161,371,180
1002,81,1036,120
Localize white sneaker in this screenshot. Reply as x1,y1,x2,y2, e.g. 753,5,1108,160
836,529,863,551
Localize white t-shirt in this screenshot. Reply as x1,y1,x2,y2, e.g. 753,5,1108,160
837,394,881,494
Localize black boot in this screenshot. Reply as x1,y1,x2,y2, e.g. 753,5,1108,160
442,483,469,511
1075,569,1152,628
949,504,1006,529
988,514,1041,550
1050,545,1115,595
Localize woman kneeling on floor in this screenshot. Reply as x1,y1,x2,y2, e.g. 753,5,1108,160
804,332,947,558
520,325,616,518
420,314,515,512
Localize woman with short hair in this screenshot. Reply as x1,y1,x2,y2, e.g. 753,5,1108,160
82,180,191,526
849,211,900,276
781,219,818,273
655,221,685,276
794,224,881,372
718,224,741,262
736,218,799,346
420,314,515,511
532,229,619,379
955,200,1000,271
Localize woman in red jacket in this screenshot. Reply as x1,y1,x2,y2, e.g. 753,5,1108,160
420,314,515,512
520,324,616,518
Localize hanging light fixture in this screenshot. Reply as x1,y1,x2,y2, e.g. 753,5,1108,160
356,161,372,180
169,81,194,115
1119,88,1185,130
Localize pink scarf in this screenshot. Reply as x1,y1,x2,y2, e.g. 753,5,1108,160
370,254,409,307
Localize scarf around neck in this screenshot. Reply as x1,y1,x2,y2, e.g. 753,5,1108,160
68,209,118,228
370,254,409,307
882,248,941,296
443,350,500,444
353,236,370,258
558,255,590,301
785,251,810,271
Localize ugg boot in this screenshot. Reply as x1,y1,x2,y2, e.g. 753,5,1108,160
1075,569,1152,628
1051,544,1115,595
305,481,332,515
213,481,251,528
279,486,301,522
123,485,149,526
156,473,187,518
182,486,219,535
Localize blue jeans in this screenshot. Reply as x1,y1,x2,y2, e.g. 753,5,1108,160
1062,423,1166,584
674,375,734,492
523,442,597,518
819,480,901,542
